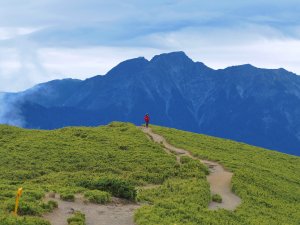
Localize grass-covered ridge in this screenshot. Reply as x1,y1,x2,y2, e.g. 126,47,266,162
0,122,299,225
149,125,300,225
0,122,208,224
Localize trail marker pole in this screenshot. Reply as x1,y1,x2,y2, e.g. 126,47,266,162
14,187,23,216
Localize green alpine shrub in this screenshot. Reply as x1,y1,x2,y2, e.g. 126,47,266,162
84,190,111,204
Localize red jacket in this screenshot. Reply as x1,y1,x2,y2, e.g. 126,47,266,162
144,115,150,122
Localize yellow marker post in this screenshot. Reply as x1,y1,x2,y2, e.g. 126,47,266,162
14,187,23,216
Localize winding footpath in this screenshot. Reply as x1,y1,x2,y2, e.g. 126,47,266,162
141,127,241,210
43,127,241,225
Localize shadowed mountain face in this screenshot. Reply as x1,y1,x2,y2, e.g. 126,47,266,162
2,52,300,156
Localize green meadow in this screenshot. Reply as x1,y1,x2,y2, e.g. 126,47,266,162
0,122,299,225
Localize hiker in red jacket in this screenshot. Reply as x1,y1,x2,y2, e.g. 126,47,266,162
144,113,150,128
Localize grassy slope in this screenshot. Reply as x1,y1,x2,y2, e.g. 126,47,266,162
149,125,300,225
0,122,207,225
0,123,299,225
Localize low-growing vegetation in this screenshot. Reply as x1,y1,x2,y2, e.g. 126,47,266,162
212,194,222,203
149,125,300,225
60,192,75,202
67,211,86,225
84,190,111,204
0,215,50,225
79,177,136,200
0,122,299,225
0,122,180,224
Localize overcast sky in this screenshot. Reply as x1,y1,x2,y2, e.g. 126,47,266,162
0,0,300,92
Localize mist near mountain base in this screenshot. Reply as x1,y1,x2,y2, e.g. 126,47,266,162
0,93,25,127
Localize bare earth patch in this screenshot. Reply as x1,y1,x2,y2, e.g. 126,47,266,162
141,126,241,210
43,193,140,225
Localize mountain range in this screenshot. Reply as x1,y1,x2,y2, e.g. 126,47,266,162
1,51,300,156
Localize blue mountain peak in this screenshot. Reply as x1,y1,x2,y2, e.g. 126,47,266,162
106,57,149,76
150,51,193,64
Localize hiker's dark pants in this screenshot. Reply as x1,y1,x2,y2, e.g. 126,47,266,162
146,121,149,128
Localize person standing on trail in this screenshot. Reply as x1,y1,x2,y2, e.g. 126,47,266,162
144,113,150,128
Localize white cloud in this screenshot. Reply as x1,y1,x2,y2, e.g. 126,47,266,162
0,93,25,127
0,46,164,92
0,27,41,40
147,24,300,72
38,47,163,79
0,0,300,92
1,35,300,93
188,39,300,73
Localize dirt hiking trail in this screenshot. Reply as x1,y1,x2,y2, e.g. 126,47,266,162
43,126,241,225
43,193,140,225
141,127,241,210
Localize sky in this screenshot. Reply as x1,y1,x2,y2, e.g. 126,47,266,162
0,0,300,92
